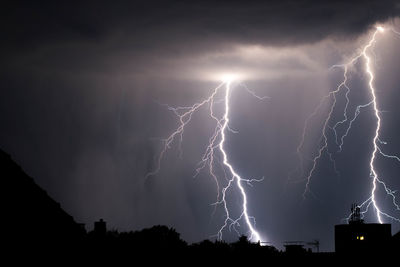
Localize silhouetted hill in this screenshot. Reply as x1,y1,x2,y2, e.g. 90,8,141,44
1,149,84,253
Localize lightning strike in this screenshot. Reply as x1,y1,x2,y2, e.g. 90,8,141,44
294,26,400,223
147,77,267,242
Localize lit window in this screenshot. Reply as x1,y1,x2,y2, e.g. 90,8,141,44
360,236,364,241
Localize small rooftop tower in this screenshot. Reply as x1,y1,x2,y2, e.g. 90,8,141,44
349,203,363,224
335,204,391,253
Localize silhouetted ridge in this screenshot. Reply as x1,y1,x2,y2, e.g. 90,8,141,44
1,149,84,249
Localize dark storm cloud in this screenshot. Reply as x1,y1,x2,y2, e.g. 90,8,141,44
2,0,400,50
3,0,398,81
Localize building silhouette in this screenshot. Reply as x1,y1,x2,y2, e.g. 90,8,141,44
335,204,392,253
392,231,400,249
284,242,307,254
94,218,107,236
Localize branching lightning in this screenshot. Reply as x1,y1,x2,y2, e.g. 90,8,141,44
146,24,400,244
293,26,400,223
147,79,267,242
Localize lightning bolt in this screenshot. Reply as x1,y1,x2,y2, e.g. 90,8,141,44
147,79,266,242
295,25,400,223
289,60,343,199
301,80,341,199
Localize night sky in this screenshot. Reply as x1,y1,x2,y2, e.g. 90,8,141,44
2,0,400,251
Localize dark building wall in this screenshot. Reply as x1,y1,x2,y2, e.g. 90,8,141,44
335,223,391,253
392,231,400,250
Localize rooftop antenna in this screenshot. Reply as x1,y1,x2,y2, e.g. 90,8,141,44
349,203,363,224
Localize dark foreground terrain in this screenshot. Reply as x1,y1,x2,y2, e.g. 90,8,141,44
1,149,398,264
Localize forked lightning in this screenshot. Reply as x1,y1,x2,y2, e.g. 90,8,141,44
147,78,266,242
294,26,400,223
